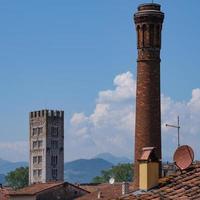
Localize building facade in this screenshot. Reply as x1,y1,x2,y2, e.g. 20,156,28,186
134,3,164,187
29,110,64,184
9,182,89,200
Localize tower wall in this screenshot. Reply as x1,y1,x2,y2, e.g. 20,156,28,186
29,110,64,184
134,3,164,187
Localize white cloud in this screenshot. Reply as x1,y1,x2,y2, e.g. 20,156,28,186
2,71,200,163
98,71,136,103
70,113,89,126
66,71,135,161
67,71,200,162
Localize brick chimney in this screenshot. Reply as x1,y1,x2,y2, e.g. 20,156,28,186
122,182,129,195
133,3,164,188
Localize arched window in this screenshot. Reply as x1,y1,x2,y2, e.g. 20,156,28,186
150,24,154,46
142,24,147,47
137,25,140,48
156,25,160,47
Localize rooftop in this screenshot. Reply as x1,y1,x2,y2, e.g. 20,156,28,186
9,181,89,197
9,182,63,196
0,187,13,200
117,164,200,199
77,183,134,200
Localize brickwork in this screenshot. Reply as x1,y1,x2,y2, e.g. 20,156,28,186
133,3,164,187
29,110,64,184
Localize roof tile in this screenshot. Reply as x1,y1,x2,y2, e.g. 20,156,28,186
117,164,200,200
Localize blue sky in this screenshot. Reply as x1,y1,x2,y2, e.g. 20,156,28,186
0,0,200,162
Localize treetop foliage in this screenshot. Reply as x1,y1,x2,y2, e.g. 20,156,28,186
92,163,133,184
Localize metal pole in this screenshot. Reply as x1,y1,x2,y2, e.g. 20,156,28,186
178,116,180,147
166,116,181,148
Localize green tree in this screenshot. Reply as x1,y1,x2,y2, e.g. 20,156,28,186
92,163,133,184
5,167,29,189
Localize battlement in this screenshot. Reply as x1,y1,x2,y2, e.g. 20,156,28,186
30,110,64,119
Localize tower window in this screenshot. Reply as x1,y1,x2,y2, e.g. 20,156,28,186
38,140,43,148
137,25,140,48
142,24,147,47
51,140,58,149
38,156,42,164
52,168,58,179
33,156,37,164
33,170,37,177
149,24,154,46
32,128,37,136
156,25,161,47
38,169,42,177
38,127,43,135
51,155,58,166
51,127,59,137
32,127,43,136
33,141,37,149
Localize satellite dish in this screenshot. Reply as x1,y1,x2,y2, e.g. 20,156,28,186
173,145,194,170
109,177,115,185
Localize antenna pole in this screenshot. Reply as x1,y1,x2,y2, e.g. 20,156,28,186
178,116,180,147
166,116,181,147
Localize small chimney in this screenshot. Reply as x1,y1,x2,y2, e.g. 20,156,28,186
122,182,129,195
97,191,102,199
138,147,159,191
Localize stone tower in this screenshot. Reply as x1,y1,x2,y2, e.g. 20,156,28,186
134,4,164,187
29,110,64,184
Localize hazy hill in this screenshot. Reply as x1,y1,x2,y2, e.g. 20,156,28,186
0,158,28,175
95,153,132,165
0,174,5,184
0,153,131,184
64,158,113,183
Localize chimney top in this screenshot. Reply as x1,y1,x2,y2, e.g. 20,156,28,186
139,147,158,162
97,191,103,199
122,182,129,195
138,3,161,11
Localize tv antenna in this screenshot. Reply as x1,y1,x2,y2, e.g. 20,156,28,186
166,116,180,147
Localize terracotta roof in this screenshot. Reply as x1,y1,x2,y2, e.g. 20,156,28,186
79,184,106,193
117,164,200,199
77,183,134,200
0,187,13,200
9,182,64,196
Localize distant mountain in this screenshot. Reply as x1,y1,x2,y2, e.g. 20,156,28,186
95,153,132,165
0,158,28,175
0,174,5,184
64,158,113,184
0,154,131,184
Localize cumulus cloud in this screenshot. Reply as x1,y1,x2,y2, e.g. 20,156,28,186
98,71,136,103
67,71,200,162
2,71,200,162
66,71,135,161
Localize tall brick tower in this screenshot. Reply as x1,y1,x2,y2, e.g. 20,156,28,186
29,110,64,184
134,4,164,187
